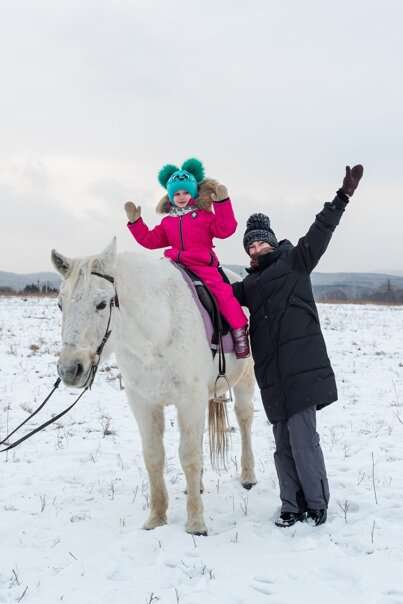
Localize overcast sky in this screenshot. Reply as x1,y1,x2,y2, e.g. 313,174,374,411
1,0,402,274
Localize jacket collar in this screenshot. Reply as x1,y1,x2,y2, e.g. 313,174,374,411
168,200,197,217
246,240,293,274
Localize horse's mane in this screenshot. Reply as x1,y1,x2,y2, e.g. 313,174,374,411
116,251,177,278
64,256,103,290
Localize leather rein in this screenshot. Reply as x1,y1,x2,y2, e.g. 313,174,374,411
0,272,119,453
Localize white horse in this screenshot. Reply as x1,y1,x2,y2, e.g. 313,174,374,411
51,239,256,535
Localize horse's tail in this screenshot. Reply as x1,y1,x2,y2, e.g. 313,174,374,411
208,399,231,470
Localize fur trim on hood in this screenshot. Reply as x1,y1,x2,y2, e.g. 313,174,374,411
156,178,219,214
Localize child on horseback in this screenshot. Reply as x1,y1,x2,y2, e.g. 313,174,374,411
124,158,250,358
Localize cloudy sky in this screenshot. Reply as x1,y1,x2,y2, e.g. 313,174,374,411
1,0,402,274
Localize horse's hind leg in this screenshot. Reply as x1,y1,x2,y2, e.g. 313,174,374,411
233,360,257,490
129,395,168,529
177,392,208,536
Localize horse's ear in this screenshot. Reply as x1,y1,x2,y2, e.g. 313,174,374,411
51,249,72,276
100,238,117,265
93,238,117,273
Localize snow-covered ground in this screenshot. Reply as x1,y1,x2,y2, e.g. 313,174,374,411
1,298,403,604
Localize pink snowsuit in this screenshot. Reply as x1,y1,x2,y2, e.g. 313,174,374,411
127,198,248,329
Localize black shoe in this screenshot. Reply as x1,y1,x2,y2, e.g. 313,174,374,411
275,512,306,528
307,508,327,526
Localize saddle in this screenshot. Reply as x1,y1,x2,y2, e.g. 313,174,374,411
171,263,233,357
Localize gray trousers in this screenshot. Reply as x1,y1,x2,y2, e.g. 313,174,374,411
272,406,329,514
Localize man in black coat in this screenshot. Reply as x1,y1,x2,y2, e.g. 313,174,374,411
232,165,364,527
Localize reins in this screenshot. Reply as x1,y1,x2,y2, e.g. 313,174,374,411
0,272,118,453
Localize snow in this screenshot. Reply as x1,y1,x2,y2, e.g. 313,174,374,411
1,298,403,604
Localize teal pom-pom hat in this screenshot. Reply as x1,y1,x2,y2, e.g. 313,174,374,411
158,158,205,203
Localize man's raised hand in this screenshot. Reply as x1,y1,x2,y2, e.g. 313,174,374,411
341,165,364,197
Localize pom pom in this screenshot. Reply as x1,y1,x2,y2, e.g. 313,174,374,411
158,164,179,188
246,213,271,230
181,158,205,183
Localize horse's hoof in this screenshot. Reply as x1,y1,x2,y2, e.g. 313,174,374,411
143,516,167,530
187,529,208,537
242,481,257,491
186,522,208,536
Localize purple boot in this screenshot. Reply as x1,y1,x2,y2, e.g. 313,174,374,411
231,326,250,359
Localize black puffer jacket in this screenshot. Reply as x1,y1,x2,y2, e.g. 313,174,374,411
233,193,349,423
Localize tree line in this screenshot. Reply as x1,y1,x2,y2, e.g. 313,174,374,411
314,279,403,304
0,281,59,295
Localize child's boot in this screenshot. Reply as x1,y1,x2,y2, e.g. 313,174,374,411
231,326,250,359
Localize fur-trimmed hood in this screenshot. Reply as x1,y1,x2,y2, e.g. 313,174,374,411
156,178,219,214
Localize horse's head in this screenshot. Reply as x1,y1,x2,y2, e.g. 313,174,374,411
51,239,117,388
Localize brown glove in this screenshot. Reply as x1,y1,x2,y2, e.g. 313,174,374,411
211,183,229,202
340,165,364,196
124,201,141,223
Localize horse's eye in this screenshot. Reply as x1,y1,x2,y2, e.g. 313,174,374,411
96,301,107,311
57,301,62,311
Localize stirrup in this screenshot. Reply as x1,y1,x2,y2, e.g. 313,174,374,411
212,374,233,404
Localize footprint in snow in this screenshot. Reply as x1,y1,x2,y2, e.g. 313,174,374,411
251,576,275,596
70,512,91,522
383,589,403,600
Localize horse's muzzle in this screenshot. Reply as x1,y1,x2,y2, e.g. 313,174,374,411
57,358,87,387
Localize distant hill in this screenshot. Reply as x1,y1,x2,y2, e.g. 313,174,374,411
311,272,403,301
311,272,403,289
1,268,403,303
224,266,403,303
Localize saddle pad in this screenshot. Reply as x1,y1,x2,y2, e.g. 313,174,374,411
172,263,235,354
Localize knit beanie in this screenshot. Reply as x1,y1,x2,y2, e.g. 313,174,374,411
243,213,278,254
158,158,205,203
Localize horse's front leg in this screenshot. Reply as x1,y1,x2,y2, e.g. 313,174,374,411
233,361,257,490
177,392,208,536
128,392,168,529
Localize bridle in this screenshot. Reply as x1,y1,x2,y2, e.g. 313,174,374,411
0,272,119,453
91,271,119,309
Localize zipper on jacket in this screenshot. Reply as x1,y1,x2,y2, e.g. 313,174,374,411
175,215,185,264
273,279,299,416
179,216,184,251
